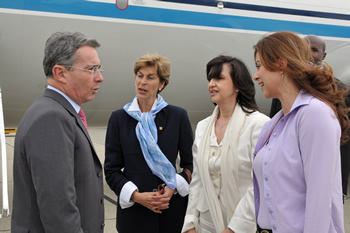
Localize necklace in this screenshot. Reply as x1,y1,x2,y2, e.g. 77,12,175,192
216,121,228,130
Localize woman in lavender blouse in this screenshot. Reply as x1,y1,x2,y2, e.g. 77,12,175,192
252,31,349,233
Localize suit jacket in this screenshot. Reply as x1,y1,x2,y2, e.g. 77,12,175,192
11,89,104,233
104,104,193,233
336,79,350,195
269,98,282,118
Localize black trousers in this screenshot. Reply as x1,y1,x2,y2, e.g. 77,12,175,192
341,141,350,196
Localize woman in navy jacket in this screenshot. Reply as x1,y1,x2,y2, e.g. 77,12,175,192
104,53,193,233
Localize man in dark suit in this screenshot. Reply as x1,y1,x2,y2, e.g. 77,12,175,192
11,32,105,233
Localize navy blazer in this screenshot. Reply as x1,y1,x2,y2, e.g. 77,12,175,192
105,104,193,233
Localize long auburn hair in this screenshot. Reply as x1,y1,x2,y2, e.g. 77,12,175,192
254,31,349,143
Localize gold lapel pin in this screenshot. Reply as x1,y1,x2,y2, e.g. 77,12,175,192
159,126,163,130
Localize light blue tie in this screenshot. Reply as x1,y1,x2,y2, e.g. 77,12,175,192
123,96,176,189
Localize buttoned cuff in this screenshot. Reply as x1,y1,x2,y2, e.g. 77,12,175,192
228,217,256,233
181,215,198,233
176,174,189,196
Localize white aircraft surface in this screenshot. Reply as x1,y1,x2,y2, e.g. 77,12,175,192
1,0,350,128
1,0,350,228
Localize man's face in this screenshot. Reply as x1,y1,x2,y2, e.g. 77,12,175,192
306,36,326,64
64,46,104,105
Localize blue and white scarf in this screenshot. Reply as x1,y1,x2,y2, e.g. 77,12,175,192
123,95,176,189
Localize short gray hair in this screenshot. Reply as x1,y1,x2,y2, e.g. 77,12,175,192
43,32,100,78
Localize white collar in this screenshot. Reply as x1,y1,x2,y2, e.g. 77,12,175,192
47,85,80,113
128,95,160,112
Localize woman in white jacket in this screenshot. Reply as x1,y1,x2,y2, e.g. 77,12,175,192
182,55,269,233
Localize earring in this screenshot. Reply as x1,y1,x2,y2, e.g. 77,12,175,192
159,89,162,91
236,89,239,92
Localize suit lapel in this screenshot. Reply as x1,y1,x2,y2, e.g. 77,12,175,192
43,89,98,156
155,108,166,135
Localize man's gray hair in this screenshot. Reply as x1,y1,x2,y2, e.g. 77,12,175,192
43,32,100,78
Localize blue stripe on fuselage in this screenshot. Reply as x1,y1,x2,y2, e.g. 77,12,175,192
1,0,349,38
159,0,350,21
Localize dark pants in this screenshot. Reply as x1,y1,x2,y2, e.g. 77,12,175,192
256,225,272,233
341,141,350,195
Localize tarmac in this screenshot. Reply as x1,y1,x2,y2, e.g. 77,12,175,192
1,127,350,233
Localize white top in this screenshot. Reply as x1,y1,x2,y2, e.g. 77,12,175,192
209,124,223,198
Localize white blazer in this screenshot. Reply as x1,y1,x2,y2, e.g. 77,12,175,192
182,109,269,233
